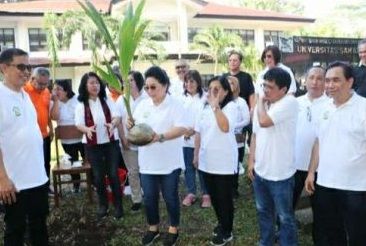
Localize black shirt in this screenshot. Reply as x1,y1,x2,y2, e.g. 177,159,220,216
223,71,254,107
354,65,366,98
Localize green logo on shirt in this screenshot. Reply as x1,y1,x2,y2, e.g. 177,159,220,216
13,106,21,117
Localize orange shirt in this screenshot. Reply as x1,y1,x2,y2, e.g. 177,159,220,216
24,82,51,138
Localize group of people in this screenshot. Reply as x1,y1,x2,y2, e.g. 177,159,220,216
0,38,365,246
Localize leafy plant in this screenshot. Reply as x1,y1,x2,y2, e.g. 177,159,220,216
44,12,61,84
77,0,150,119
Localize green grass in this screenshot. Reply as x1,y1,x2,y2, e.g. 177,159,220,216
3,175,310,246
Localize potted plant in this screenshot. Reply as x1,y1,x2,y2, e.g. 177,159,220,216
78,0,154,145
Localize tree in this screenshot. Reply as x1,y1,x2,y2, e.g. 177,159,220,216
44,12,61,84
239,0,304,15
191,26,243,74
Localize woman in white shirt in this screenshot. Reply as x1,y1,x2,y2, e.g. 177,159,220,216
227,76,250,197
75,72,123,220
128,66,187,246
116,70,146,212
51,80,84,193
181,70,210,208
194,76,238,246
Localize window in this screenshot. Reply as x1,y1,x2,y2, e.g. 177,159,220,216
82,33,102,50
188,28,202,43
264,30,283,47
225,29,255,45
28,28,47,51
145,24,171,41
0,28,15,48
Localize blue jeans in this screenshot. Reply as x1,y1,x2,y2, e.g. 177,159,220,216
140,169,181,227
183,147,207,195
253,173,298,246
85,141,122,209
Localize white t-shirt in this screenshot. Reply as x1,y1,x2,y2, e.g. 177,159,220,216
115,92,147,151
316,93,366,191
295,94,329,171
255,63,297,96
0,83,48,191
181,92,206,148
195,102,238,175
133,95,187,174
57,95,82,144
75,97,120,144
169,77,184,98
233,97,250,148
253,95,298,181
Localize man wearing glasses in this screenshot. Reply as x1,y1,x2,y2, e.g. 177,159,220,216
293,66,329,244
24,67,58,196
354,39,366,97
169,59,189,97
0,48,49,245
305,62,366,245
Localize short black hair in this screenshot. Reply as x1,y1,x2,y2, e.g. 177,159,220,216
228,50,243,62
144,66,170,92
261,45,281,64
77,72,107,106
263,67,291,93
0,48,28,64
207,75,233,109
55,79,75,99
128,70,145,92
184,70,204,97
326,61,354,80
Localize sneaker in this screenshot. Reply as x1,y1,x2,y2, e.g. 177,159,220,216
131,203,142,212
163,232,178,246
210,232,233,246
201,195,211,208
182,193,196,206
142,230,160,246
114,207,124,220
96,206,108,220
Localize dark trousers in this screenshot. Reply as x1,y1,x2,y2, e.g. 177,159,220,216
202,172,235,236
314,184,366,246
4,183,49,246
43,136,51,186
233,146,245,194
62,142,85,189
293,171,322,245
140,169,181,227
85,141,122,209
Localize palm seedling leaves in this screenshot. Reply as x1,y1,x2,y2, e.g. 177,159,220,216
77,0,150,119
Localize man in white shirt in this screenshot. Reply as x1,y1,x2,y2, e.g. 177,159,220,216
0,48,49,245
169,59,189,97
248,67,298,245
305,61,366,245
293,66,328,244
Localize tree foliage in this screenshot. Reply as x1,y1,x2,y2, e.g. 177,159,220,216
239,0,304,14
191,26,244,74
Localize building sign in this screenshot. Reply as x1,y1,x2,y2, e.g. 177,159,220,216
292,36,360,55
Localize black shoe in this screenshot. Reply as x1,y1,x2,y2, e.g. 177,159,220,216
142,230,160,246
114,207,124,220
163,232,178,246
210,232,233,246
212,224,222,236
97,206,108,220
131,203,142,212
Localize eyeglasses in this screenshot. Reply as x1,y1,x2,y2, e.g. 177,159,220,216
8,63,32,72
144,85,157,91
265,54,273,58
175,65,186,69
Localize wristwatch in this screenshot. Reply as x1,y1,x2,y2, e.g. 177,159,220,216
158,133,165,143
